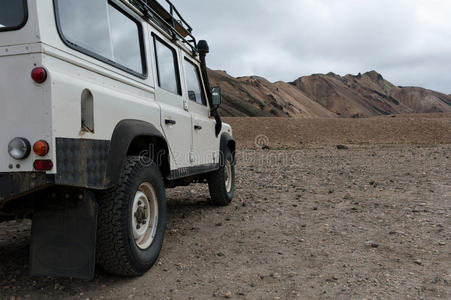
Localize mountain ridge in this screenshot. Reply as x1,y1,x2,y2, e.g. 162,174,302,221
208,70,451,118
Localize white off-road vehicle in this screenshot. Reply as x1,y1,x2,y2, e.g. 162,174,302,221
0,0,235,279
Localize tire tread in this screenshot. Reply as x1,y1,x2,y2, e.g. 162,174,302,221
97,157,147,276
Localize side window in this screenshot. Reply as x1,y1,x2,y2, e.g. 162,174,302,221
0,0,28,32
54,0,145,76
184,59,206,105
154,37,181,95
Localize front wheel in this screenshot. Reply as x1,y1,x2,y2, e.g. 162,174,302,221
208,148,235,206
96,156,167,276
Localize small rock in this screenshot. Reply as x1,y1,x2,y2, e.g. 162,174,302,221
337,145,349,150
365,241,379,248
224,291,232,298
414,260,423,266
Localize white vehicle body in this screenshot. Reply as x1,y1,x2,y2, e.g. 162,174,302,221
0,0,236,279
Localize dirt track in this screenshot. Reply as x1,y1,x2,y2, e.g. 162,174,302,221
1,116,450,299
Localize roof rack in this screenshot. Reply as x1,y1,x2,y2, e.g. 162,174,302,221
129,0,198,55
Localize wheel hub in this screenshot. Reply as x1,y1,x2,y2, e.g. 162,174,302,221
132,183,159,250
225,160,233,193
134,206,147,225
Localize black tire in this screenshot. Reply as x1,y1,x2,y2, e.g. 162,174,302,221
208,148,235,206
96,156,167,276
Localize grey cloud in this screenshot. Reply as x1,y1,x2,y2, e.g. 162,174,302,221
171,0,451,93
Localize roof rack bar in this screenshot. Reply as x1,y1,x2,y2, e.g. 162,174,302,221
129,0,198,55
165,0,192,33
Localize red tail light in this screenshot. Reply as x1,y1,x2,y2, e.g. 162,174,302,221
31,67,47,83
34,160,53,171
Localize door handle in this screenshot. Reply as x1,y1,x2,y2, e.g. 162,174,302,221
165,119,176,125
194,125,202,130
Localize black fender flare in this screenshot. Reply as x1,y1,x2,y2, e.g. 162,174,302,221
104,120,169,187
219,133,236,166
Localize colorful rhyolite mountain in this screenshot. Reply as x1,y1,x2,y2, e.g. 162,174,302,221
209,70,451,118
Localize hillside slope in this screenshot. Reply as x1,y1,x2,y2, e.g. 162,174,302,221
209,70,451,118
208,70,335,118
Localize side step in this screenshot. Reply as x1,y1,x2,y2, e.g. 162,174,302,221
30,187,97,280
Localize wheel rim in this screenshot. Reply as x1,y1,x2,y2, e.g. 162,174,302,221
132,182,159,250
225,160,233,193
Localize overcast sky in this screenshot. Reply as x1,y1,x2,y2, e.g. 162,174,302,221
171,0,451,94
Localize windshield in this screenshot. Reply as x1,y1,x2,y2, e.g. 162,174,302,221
0,0,27,31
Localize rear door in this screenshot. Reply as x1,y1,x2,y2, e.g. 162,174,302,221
182,56,217,165
152,35,192,169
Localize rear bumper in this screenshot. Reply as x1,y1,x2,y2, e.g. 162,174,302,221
0,172,52,201
0,138,111,202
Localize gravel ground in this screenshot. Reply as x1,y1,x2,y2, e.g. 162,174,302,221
0,145,450,299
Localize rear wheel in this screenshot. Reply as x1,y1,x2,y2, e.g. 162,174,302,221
96,156,167,276
208,148,235,206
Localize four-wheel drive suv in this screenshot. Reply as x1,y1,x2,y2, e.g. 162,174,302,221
0,0,235,279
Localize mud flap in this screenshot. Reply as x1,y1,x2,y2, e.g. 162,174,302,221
30,187,97,280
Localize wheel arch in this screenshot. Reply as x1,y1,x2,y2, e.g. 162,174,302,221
105,120,170,187
220,133,236,165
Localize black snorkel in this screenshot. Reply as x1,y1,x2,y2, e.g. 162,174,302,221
198,40,222,137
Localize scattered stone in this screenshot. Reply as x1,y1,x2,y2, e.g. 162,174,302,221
224,291,232,298
414,260,423,266
337,145,349,150
365,241,379,248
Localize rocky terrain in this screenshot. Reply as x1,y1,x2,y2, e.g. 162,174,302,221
224,113,451,149
0,114,450,299
209,70,451,118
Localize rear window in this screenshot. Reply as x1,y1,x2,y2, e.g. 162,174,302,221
0,0,28,32
54,0,146,77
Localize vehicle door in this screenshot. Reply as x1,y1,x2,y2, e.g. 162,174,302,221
182,55,217,166
152,34,192,168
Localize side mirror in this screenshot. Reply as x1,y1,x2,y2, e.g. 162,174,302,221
212,87,222,106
